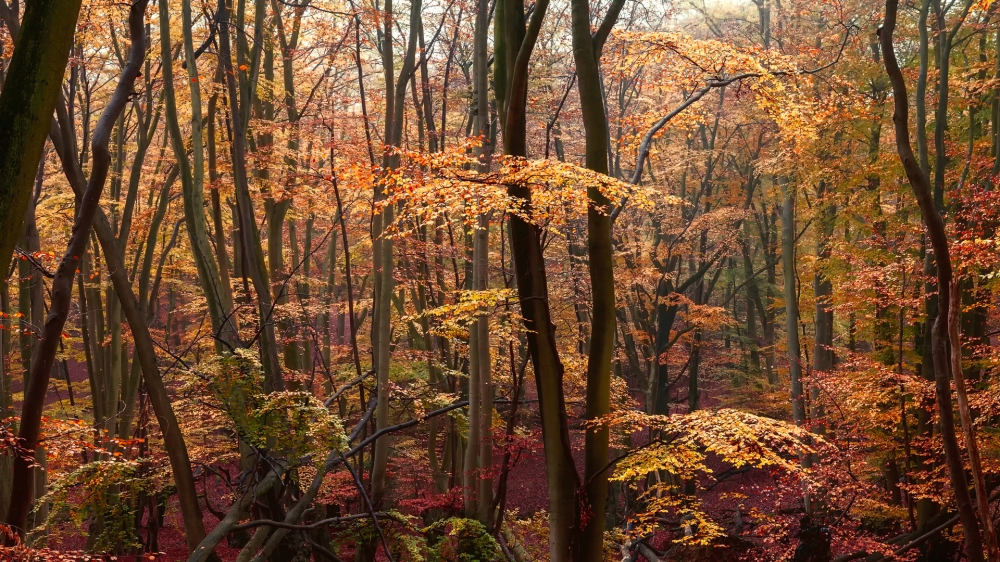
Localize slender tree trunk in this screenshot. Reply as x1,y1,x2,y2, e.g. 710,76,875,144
812,182,834,434
781,180,810,513
217,0,284,392
879,5,985,559
163,0,236,348
496,0,581,556
4,0,144,541
570,0,623,550
19,160,46,536
741,235,764,378
469,0,494,523
780,187,802,410
949,283,1000,560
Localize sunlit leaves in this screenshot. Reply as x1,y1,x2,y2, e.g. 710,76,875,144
405,288,516,339
175,349,347,462
382,144,660,238
599,408,822,546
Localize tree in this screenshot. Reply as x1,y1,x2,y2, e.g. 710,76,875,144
570,0,625,556
879,0,998,559
0,0,82,308
4,0,144,542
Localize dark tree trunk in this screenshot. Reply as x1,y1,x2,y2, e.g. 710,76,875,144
4,0,144,542
878,4,987,559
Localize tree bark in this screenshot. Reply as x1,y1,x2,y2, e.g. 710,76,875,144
812,183,834,434
570,0,624,556
4,0,143,541
162,0,236,348
0,0,82,290
217,0,284,392
496,0,580,555
949,283,1000,560
878,4,985,559
782,184,805,427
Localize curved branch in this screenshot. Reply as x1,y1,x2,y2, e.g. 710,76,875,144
611,27,853,223
4,0,148,541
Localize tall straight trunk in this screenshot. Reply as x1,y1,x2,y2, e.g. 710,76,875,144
218,0,284,392
19,159,47,536
568,221,592,354
741,235,764,378
367,0,396,527
429,220,450,494
464,226,483,516
206,66,234,328
80,252,103,432
473,212,493,523
368,0,422,527
781,181,812,514
879,5,987,560
688,329,702,411
812,184,834,434
0,0,82,269
781,184,805,426
322,218,337,371
465,0,494,524
301,216,314,372
652,275,678,414
104,111,126,450
496,0,580,556
4,0,144,541
257,36,299,377
104,289,122,437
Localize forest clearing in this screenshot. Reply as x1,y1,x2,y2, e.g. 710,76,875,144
1,0,999,560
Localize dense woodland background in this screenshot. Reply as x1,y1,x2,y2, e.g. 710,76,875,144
2,0,1000,560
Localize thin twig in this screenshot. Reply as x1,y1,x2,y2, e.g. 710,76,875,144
341,452,395,562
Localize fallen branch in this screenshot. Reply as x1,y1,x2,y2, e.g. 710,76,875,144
832,487,1000,562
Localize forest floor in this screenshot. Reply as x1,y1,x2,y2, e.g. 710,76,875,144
24,362,822,561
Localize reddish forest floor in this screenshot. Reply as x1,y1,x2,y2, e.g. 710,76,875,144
17,361,831,561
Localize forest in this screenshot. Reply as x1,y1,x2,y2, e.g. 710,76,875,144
3,0,1000,560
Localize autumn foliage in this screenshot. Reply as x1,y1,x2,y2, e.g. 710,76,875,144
0,0,999,561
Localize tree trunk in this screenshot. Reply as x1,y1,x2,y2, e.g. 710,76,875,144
4,0,143,542
367,0,422,550
163,0,236,349
217,0,284,392
570,0,623,548
812,183,834,434
0,0,82,271
496,0,580,555
781,180,811,514
879,5,985,559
